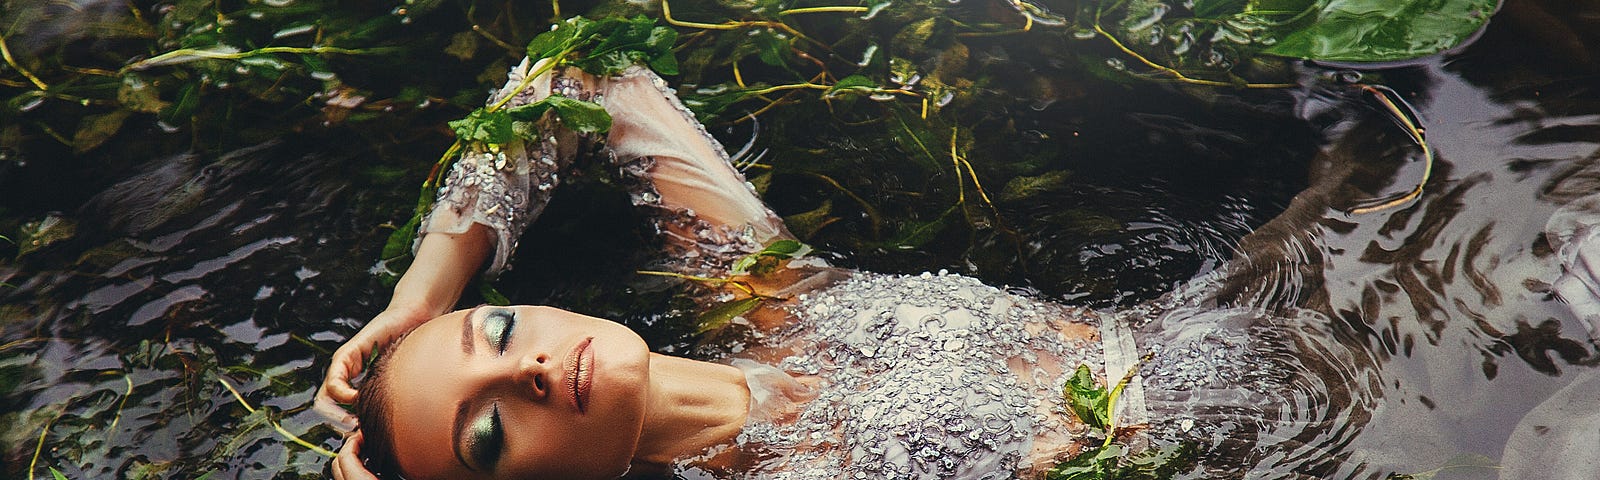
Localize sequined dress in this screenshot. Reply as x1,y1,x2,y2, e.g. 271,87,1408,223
421,59,1341,479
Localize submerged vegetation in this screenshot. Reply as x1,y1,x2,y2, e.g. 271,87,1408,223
1,0,1501,478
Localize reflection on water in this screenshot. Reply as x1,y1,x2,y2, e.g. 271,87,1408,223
5,1,1600,478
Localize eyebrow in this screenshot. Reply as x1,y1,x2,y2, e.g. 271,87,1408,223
460,305,484,355
452,305,487,471
451,401,476,471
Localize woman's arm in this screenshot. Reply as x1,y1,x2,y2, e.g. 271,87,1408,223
595,66,797,274
317,225,491,411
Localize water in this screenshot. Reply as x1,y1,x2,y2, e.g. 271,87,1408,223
4,1,1600,478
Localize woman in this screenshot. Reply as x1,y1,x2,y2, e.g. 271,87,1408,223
317,57,1360,479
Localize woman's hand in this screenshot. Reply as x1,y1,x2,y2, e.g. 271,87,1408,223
316,226,495,424
332,431,379,480
316,305,436,420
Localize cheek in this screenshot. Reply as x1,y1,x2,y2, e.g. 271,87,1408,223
503,409,634,479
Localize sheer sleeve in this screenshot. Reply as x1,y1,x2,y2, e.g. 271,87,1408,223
418,58,580,275
598,66,793,274
419,59,792,276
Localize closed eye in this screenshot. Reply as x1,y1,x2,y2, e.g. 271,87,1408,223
483,309,516,354
467,403,504,470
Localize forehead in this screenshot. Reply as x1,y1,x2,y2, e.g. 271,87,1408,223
384,311,475,478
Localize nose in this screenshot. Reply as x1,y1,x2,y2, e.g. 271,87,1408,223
515,350,553,397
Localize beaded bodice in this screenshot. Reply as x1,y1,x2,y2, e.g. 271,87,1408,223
719,271,1104,479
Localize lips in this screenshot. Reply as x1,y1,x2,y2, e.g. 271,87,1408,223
565,337,594,413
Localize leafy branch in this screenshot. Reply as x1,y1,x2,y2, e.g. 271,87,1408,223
1050,358,1195,479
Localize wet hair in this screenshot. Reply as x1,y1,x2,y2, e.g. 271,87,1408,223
353,334,410,479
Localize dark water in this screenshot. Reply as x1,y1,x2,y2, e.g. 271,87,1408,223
5,1,1600,478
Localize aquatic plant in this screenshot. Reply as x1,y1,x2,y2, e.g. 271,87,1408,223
0,0,1506,478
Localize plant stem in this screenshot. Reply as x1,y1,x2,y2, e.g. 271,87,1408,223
28,407,64,480
1347,85,1432,215
0,32,49,90
125,46,368,72
217,376,336,457
1090,22,1293,89
106,374,133,444
635,270,761,296
779,6,870,16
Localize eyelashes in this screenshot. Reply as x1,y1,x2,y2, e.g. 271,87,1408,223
483,309,516,354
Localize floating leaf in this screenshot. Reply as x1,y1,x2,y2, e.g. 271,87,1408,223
1262,0,1499,62
697,296,761,334
826,75,879,97
1047,444,1124,480
73,110,132,154
1064,364,1112,430
117,75,169,113
445,31,479,61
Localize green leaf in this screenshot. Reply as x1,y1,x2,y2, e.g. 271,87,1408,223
508,96,613,134
1262,0,1499,62
50,467,69,480
159,82,200,126
826,75,879,96
117,74,169,113
73,110,132,154
479,281,510,306
527,17,588,60
448,108,514,144
1046,444,1123,480
649,51,680,76
381,214,421,261
759,239,811,258
697,297,761,334
1064,364,1112,430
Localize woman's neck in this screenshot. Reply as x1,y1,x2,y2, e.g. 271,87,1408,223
631,353,750,466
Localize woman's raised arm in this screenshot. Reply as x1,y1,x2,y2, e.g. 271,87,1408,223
317,225,491,414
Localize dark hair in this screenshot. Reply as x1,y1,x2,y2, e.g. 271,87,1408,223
353,335,409,479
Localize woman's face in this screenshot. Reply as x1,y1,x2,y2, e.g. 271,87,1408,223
381,305,651,479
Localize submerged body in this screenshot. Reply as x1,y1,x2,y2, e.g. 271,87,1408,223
324,59,1371,479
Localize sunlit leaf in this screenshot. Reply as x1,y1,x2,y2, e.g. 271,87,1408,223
1262,0,1499,62
1064,364,1111,430
448,108,514,144
505,96,612,134
697,296,761,334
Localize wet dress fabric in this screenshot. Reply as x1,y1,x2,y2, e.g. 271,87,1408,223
418,59,1339,479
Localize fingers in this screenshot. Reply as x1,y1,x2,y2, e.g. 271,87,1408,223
320,341,370,405
334,432,379,480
